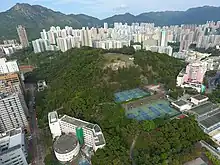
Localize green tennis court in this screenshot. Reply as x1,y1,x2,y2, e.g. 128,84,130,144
114,88,150,103
126,100,180,121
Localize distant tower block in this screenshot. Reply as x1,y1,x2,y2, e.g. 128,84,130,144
17,25,29,48
76,127,84,145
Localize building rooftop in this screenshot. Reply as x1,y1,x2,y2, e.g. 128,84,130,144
191,95,208,101
48,111,58,123
54,134,78,154
190,102,218,116
60,115,95,130
9,128,21,136
0,128,21,139
200,111,220,128
95,134,105,146
173,100,188,107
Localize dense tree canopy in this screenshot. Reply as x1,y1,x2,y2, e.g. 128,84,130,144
11,48,208,164
134,50,185,89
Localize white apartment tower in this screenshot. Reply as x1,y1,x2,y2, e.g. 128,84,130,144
160,30,168,47
104,23,108,30
56,38,68,52
81,27,92,47
40,29,48,40
0,93,29,132
0,128,28,165
16,25,29,48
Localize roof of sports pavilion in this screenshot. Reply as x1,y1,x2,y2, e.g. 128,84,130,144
189,102,219,116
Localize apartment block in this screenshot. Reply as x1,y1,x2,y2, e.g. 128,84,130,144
0,93,29,133
0,128,28,165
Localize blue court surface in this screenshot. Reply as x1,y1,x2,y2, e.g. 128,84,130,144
126,100,180,121
114,88,150,103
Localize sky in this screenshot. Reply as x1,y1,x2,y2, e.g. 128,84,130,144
1,0,220,19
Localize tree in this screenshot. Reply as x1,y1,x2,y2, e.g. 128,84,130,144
142,120,156,132
20,48,205,165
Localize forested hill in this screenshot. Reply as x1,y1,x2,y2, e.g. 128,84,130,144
14,47,209,164
1,4,220,40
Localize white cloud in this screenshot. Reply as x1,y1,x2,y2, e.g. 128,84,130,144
113,4,129,12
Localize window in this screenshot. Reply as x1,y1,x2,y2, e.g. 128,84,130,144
9,101,12,106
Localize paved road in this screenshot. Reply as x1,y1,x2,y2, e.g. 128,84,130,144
130,134,138,165
26,83,45,165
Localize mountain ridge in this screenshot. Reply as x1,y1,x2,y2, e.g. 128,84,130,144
1,3,220,40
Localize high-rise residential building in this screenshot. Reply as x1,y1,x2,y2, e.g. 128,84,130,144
57,38,68,52
104,23,108,30
40,29,48,40
0,128,28,165
47,31,56,45
160,30,168,47
32,39,41,53
16,25,29,48
0,92,29,133
32,39,50,53
80,27,92,47
0,58,19,74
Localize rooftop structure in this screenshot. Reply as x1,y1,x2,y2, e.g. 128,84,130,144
54,134,80,163
171,100,192,111
191,95,208,101
190,95,209,105
199,111,220,133
54,134,79,154
0,58,19,74
189,102,219,119
48,111,61,139
0,73,23,94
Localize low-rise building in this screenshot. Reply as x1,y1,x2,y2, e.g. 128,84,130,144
37,80,47,92
48,112,106,152
199,110,220,134
189,102,219,120
171,100,192,111
190,95,209,105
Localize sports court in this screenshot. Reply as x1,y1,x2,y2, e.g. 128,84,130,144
126,99,180,121
114,88,150,103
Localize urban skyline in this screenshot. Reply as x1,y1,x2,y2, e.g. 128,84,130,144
31,21,220,57
0,1,220,18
